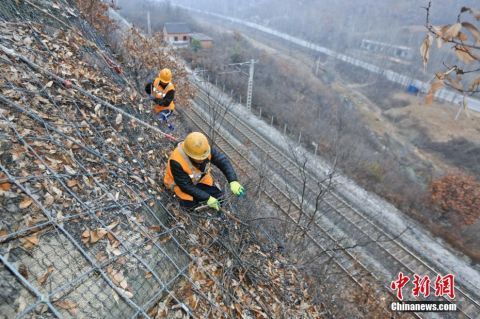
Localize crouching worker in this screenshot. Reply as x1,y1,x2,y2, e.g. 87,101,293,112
164,132,245,210
145,68,175,128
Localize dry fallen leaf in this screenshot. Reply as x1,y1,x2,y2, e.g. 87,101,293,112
148,225,162,232
113,271,124,283
64,165,76,175
112,291,120,304
19,197,33,209
455,45,477,63
37,266,54,286
55,300,78,316
469,76,480,91
188,294,199,310
0,173,11,191
456,31,468,42
67,179,78,187
234,303,243,317
44,193,55,207
106,221,119,230
117,288,133,299
26,215,48,227
18,263,28,279
426,80,444,104
444,23,462,40
420,34,433,69
119,279,128,289
50,186,63,197
64,80,72,89
81,229,90,244
106,232,116,244
21,233,40,249
0,182,11,191
130,175,143,183
160,235,172,244
90,228,107,243
462,22,480,45
115,113,122,125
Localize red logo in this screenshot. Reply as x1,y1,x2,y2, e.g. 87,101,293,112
434,274,455,299
390,272,410,300
412,274,430,297
390,273,455,300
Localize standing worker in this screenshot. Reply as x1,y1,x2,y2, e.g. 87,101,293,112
145,68,175,129
164,132,245,210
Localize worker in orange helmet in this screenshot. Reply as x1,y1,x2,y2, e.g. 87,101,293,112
164,132,245,210
145,68,175,129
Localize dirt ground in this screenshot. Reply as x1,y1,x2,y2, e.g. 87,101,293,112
385,92,480,142
333,80,480,175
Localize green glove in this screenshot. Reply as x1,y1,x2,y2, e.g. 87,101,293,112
230,181,245,197
207,196,220,210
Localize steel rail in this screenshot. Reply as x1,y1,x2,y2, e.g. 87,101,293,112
191,82,480,318
181,101,416,318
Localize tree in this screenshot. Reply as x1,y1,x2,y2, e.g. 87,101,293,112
191,39,202,52
422,2,480,104
430,173,480,225
76,0,117,39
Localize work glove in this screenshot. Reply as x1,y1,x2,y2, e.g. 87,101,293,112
207,196,220,211
154,92,165,99
230,181,245,197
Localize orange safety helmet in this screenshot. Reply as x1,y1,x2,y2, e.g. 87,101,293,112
158,68,172,83
182,132,211,161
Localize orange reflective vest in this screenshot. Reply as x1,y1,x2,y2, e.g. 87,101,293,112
152,79,175,113
164,143,213,201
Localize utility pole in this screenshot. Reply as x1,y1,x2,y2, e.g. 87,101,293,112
246,59,255,111
214,59,256,110
315,57,320,76
312,141,318,156
147,11,151,36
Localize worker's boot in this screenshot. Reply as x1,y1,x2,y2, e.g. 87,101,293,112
158,112,174,131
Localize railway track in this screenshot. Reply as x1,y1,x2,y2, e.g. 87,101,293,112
181,98,414,318
183,81,480,318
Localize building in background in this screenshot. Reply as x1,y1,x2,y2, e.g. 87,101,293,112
163,22,192,47
360,39,413,60
190,33,214,49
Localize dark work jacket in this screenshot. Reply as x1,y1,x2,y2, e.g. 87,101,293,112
170,148,237,202
145,81,175,106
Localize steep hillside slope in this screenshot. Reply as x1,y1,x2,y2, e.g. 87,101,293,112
0,0,323,318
